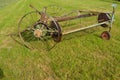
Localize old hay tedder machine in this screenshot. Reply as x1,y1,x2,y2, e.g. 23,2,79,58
18,4,117,50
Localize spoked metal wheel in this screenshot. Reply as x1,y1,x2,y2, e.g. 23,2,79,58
18,11,62,50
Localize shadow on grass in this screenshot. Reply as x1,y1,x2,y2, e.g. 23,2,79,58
0,68,4,79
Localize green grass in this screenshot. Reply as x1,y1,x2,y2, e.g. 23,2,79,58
0,0,120,80
0,0,18,9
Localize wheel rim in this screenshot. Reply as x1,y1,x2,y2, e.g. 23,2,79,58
101,31,110,40
50,21,62,42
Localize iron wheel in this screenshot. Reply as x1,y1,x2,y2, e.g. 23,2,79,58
101,31,111,40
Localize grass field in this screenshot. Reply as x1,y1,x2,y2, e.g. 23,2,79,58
0,0,120,80
0,0,18,9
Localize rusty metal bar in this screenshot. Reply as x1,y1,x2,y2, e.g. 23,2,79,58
55,13,98,22
29,5,41,14
78,10,112,14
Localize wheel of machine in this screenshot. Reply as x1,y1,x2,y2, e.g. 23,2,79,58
18,10,62,49
18,11,50,42
98,13,110,27
101,31,111,40
50,21,62,42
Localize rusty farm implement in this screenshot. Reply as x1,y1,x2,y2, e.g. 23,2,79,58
18,4,117,49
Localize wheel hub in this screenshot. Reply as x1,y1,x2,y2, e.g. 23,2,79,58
101,31,110,40
34,29,43,38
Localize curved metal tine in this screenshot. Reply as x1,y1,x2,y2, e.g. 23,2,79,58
20,15,31,29
27,36,35,41
22,33,35,42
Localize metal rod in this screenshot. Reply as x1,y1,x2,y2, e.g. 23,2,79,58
78,10,112,14
63,21,110,35
29,5,41,14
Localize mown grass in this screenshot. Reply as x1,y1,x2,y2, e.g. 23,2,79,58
0,0,120,80
0,0,18,9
